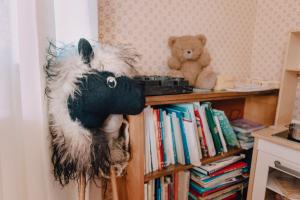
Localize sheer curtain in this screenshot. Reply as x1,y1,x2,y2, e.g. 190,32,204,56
0,0,98,199
1,0,72,199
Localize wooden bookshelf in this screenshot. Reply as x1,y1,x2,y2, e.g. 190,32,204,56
123,89,279,200
146,89,278,106
144,148,244,182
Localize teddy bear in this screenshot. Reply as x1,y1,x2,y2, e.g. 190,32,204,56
167,34,217,89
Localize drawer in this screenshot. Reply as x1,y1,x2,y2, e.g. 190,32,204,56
257,139,300,165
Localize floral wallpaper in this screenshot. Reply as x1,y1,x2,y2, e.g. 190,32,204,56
98,0,300,119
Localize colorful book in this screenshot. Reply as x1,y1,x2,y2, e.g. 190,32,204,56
183,119,201,166
167,108,191,164
169,104,202,160
214,115,228,153
154,109,165,168
189,175,246,196
193,154,245,175
155,178,161,200
170,112,185,165
192,161,248,180
230,118,265,133
213,109,240,148
189,182,244,200
159,109,168,167
177,171,190,200
199,105,216,157
162,111,175,165
191,168,243,188
169,113,178,164
202,102,223,154
193,102,209,158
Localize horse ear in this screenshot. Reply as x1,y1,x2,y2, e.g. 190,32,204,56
78,38,94,65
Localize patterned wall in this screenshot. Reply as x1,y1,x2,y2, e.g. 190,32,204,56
99,0,300,119
249,0,300,119
99,0,256,77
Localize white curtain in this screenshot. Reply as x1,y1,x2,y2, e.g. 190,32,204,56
0,0,97,199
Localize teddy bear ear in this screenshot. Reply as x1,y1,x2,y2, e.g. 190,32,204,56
196,34,207,45
168,36,177,47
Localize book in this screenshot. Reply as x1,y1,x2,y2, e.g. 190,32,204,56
159,109,168,167
170,112,185,164
192,161,248,180
189,182,244,200
165,108,191,164
202,102,223,154
169,104,203,160
199,105,216,157
153,109,165,169
213,109,240,148
193,154,245,175
230,118,265,133
162,111,175,165
169,113,178,164
177,171,190,200
166,105,201,166
155,178,161,200
214,115,228,153
183,120,201,166
193,102,209,158
189,175,246,197
191,168,243,188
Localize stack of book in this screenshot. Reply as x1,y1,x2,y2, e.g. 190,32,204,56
144,171,190,200
144,102,240,174
231,119,265,150
189,154,249,200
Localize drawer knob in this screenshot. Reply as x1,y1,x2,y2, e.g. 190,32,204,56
274,160,300,177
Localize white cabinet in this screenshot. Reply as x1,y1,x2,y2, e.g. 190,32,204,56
251,139,300,200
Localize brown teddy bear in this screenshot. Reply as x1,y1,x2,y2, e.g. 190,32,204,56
168,34,217,89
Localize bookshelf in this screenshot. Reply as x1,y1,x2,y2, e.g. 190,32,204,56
118,89,279,200
144,148,244,182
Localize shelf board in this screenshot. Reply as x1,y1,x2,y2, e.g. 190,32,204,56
144,148,244,182
145,89,279,106
286,67,300,72
201,148,244,165
144,164,193,182
266,170,299,200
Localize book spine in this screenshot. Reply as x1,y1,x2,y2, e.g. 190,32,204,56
159,109,168,167
155,109,164,169
178,116,191,164
204,103,223,154
196,109,209,158
169,113,178,164
199,106,216,157
213,115,228,153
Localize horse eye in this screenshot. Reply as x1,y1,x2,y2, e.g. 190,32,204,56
106,76,117,88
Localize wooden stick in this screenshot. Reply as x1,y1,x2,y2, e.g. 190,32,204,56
79,172,86,200
110,167,119,200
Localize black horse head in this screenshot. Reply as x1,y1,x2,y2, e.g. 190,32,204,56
46,38,144,185
68,70,145,129
67,38,144,129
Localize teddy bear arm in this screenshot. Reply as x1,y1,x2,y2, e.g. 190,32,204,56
168,57,181,70
198,51,211,67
